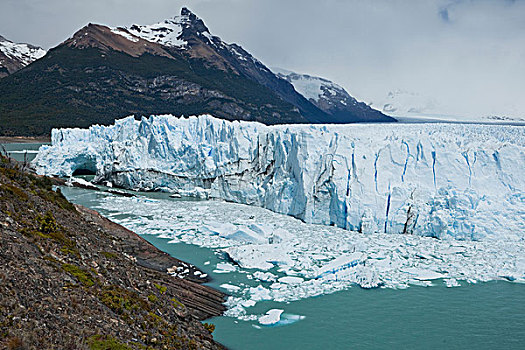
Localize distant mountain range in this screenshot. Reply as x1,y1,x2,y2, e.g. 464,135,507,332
0,35,46,78
0,8,394,136
273,68,389,123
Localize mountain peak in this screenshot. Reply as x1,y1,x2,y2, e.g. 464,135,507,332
273,67,395,123
179,7,210,34
180,7,195,18
125,7,210,49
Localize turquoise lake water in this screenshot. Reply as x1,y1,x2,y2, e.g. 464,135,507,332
1,143,47,162
146,235,525,350
5,144,524,349
58,186,525,350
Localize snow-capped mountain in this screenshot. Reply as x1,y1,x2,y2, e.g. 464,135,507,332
0,7,393,136
0,35,46,78
273,68,391,123
273,68,355,106
122,8,344,124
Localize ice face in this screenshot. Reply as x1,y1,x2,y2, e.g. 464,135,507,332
33,114,525,241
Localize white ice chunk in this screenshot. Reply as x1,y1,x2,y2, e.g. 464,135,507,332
220,283,241,292
278,276,304,284
402,267,445,280
317,253,362,278
249,285,272,301
224,244,293,270
259,309,284,326
253,271,278,282
213,262,236,273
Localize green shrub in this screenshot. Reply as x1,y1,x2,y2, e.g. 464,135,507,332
203,323,215,334
37,211,57,234
98,286,149,315
171,298,183,308
0,183,28,201
101,251,118,259
62,263,95,287
88,335,131,350
154,283,167,294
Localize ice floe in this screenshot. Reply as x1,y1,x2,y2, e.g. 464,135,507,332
76,193,525,322
259,309,284,325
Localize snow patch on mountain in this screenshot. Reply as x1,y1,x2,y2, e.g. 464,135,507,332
273,67,352,105
34,115,525,242
126,16,188,48
110,28,139,43
0,35,46,67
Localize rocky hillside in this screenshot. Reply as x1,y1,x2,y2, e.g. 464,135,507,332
273,68,394,123
0,155,225,349
0,35,46,78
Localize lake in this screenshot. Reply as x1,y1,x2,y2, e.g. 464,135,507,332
6,143,524,349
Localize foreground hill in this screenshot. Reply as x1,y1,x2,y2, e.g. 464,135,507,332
0,8,392,136
0,155,225,349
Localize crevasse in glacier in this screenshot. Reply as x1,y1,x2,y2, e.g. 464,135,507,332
33,115,525,240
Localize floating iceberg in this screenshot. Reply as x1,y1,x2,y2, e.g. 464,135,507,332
34,114,525,241
59,185,525,323
259,309,284,325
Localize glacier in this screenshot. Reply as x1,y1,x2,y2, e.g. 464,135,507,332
34,114,525,241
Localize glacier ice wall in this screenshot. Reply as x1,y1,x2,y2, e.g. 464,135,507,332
33,115,525,240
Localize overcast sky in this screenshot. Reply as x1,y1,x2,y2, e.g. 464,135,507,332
1,0,524,118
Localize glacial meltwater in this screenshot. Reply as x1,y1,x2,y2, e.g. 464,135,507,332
57,185,525,350
6,143,523,349
1,142,47,162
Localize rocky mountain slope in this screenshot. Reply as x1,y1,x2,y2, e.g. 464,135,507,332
0,155,225,349
273,68,394,123
0,35,46,78
0,8,392,136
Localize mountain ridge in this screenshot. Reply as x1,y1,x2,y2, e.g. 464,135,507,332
0,7,393,136
273,67,394,123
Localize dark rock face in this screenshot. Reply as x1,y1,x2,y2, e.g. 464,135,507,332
0,156,225,349
180,7,210,34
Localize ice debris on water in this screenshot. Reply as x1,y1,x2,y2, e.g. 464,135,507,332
259,309,284,326
70,194,525,324
36,115,525,323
